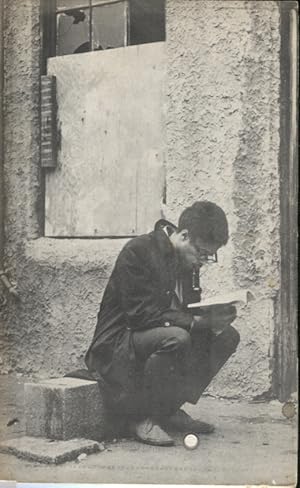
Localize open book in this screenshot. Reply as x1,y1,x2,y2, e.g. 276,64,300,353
187,289,255,309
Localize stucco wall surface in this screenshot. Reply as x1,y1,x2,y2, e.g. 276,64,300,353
1,0,43,370
164,0,281,397
0,1,281,398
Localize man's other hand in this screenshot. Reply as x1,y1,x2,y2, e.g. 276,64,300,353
209,304,237,334
193,305,237,334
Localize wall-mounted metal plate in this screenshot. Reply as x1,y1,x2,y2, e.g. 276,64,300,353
41,75,57,168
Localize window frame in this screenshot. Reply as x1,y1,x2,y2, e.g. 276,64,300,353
56,0,127,11
41,0,165,67
41,0,130,65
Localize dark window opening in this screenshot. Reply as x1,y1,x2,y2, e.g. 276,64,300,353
129,0,165,46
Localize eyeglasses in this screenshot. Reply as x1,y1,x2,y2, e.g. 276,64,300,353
199,252,218,264
193,246,218,264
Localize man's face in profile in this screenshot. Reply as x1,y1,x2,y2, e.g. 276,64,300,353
175,230,220,270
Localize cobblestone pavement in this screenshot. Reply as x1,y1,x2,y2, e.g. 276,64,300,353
0,375,297,485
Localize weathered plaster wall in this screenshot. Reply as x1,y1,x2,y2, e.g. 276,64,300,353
0,1,281,398
164,0,281,397
0,0,43,370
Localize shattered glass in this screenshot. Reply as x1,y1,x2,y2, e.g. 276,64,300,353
56,8,90,56
92,2,128,51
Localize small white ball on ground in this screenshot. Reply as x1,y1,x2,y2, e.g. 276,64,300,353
183,433,199,450
77,452,88,462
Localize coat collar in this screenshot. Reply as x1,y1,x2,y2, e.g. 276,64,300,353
151,226,197,304
152,228,175,259
154,218,177,234
152,219,177,260
151,222,178,291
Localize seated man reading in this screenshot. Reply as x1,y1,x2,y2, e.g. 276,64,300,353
85,201,239,446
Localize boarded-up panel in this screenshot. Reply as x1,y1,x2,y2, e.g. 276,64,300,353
45,43,165,236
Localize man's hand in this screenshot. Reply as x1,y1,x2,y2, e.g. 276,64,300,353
192,305,237,334
208,304,237,334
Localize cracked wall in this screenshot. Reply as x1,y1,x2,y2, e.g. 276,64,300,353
0,0,281,398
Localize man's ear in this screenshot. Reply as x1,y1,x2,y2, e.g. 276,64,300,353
179,229,189,241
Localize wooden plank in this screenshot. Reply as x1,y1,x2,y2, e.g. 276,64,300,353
45,42,165,236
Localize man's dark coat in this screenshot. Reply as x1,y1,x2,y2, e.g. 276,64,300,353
85,222,200,416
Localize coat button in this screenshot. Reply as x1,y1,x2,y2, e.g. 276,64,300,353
166,290,171,295
164,321,171,327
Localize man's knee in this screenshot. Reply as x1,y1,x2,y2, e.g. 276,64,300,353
222,325,240,352
161,327,191,353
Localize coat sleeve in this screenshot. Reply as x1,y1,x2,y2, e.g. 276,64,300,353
116,244,194,331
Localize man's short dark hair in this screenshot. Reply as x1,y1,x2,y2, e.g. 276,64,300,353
178,201,229,247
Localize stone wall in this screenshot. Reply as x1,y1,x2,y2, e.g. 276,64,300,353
0,0,281,398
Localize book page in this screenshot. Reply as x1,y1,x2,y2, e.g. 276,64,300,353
187,289,255,309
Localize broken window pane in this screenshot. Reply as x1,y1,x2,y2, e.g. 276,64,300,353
56,8,90,56
57,0,89,11
92,1,128,51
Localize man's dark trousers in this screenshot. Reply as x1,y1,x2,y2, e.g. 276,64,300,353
132,325,240,419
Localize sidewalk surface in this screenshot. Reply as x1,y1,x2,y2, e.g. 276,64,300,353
0,375,297,485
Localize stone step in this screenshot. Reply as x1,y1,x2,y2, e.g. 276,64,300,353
0,436,102,464
25,377,110,441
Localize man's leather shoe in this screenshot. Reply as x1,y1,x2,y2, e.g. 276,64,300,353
129,418,174,446
166,409,215,434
